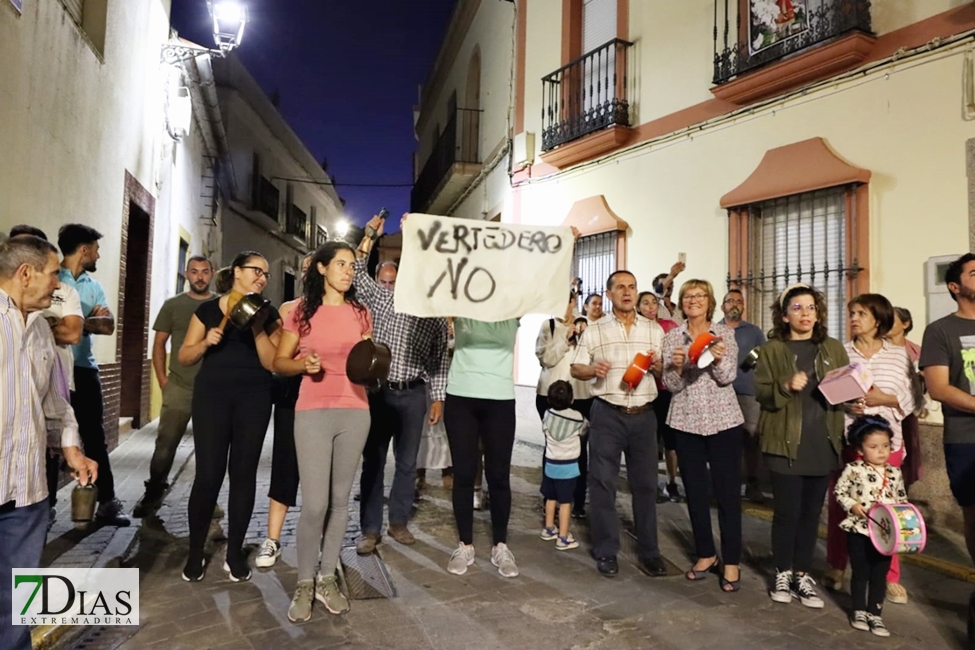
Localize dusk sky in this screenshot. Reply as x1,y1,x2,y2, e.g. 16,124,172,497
169,0,457,229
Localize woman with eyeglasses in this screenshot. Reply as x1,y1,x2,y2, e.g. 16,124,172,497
179,251,282,583
755,284,848,609
661,280,744,592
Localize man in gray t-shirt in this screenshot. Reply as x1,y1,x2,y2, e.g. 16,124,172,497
134,257,214,517
921,253,975,569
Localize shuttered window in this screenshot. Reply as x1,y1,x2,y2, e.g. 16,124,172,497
60,0,83,25
744,186,856,337
573,231,617,312
582,0,618,113
582,0,616,52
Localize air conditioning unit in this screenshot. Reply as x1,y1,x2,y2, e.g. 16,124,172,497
513,132,535,167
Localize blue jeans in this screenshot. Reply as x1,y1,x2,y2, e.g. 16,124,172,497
359,383,428,533
0,500,50,650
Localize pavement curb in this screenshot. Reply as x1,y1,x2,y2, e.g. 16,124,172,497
742,502,975,585
30,436,196,650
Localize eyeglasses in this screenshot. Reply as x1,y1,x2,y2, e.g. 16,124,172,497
241,266,272,280
682,293,709,303
789,304,817,314
723,298,744,306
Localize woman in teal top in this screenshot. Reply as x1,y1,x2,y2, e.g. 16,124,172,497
443,317,521,578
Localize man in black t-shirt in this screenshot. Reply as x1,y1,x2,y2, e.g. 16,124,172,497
921,252,975,569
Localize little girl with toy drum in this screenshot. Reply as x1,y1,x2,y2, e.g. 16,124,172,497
834,415,917,638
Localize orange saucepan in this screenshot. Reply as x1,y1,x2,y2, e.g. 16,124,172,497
622,351,655,391
687,333,722,368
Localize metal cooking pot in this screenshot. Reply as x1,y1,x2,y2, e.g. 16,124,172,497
741,346,761,371
346,339,392,388
228,292,270,330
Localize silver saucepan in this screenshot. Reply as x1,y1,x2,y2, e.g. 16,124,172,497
228,292,271,330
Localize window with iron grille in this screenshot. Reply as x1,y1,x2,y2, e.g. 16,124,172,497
572,231,617,313
738,185,861,338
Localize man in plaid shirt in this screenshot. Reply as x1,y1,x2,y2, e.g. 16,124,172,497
353,215,450,553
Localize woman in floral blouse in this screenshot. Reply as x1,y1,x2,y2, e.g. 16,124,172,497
834,415,908,638
662,279,744,592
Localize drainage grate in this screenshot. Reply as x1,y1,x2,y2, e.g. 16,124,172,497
339,547,395,600
620,530,682,577
68,625,140,650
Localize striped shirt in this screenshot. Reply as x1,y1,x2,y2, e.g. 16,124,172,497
0,288,81,507
844,340,914,451
571,312,664,408
542,407,588,462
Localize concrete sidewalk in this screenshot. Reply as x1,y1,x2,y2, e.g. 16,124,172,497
36,389,975,650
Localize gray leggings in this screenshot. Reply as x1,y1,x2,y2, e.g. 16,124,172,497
294,408,370,581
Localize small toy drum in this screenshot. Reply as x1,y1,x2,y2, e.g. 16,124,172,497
867,503,926,556
622,351,654,391
688,333,722,368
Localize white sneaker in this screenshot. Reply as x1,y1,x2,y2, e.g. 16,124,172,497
769,569,793,604
447,543,475,575
491,543,519,578
866,614,890,637
254,538,281,568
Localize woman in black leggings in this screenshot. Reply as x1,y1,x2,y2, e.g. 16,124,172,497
444,318,520,578
179,251,281,582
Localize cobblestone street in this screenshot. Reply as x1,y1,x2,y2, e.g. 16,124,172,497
38,392,975,650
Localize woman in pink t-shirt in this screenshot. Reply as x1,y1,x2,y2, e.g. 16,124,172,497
273,241,372,622
638,291,681,502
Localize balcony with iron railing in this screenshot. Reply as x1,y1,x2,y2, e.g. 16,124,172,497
411,107,482,214
315,225,328,248
286,204,307,241
711,0,874,104
541,39,633,156
254,175,280,222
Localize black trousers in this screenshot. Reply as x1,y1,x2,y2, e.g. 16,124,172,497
770,471,830,573
588,399,659,560
536,394,592,511
848,532,891,615
69,367,115,504
444,395,516,545
187,386,272,559
673,427,743,564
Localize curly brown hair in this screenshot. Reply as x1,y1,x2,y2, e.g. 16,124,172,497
768,285,829,343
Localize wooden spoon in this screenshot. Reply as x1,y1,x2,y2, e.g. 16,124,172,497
219,290,244,330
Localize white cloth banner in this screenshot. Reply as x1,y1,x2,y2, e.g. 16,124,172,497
394,213,574,320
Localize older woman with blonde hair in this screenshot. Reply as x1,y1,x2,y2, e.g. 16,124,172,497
662,279,744,592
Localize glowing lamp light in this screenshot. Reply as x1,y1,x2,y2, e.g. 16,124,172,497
335,220,350,239
209,1,248,52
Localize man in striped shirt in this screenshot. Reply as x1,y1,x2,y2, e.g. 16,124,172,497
0,235,98,650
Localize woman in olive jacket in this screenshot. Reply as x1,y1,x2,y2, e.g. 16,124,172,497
755,284,849,610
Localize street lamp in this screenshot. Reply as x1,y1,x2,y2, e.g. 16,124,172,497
161,1,248,63
334,220,350,240
209,1,247,52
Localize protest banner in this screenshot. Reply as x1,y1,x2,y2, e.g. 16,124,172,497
394,213,574,320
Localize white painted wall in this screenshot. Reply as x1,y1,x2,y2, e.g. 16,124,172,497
0,0,214,368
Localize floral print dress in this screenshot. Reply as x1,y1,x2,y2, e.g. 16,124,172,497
834,460,908,535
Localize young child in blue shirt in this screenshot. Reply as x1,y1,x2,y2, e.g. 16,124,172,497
540,380,588,550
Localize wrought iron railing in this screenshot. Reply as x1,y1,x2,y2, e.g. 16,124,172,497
541,39,633,152
315,226,328,248
255,176,280,221
713,0,872,85
411,108,482,212
286,204,307,239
